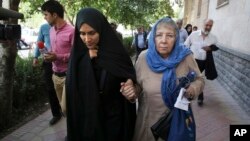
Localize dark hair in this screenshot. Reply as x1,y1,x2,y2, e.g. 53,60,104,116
110,22,117,29
192,26,198,31
185,24,192,29
110,22,117,26
185,24,192,35
41,0,64,18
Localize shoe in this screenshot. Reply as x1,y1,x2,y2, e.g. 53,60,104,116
65,136,67,141
197,99,203,106
49,116,61,125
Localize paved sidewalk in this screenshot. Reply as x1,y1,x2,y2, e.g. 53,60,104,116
1,79,250,141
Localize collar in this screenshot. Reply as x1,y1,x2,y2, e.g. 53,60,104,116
54,22,67,31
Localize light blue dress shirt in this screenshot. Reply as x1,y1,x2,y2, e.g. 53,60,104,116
34,23,51,58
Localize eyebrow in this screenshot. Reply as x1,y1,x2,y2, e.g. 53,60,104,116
79,30,96,34
156,32,175,34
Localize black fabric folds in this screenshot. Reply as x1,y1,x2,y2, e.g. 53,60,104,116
66,8,136,141
205,44,219,80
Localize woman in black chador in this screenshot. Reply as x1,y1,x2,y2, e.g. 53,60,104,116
66,8,137,141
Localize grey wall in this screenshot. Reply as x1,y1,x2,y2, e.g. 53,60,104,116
213,45,250,115
209,0,250,55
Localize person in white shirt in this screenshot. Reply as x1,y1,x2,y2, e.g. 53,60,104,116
184,19,219,106
176,19,188,44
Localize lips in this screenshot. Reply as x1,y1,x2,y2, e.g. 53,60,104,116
159,46,168,49
86,43,93,46
86,44,96,49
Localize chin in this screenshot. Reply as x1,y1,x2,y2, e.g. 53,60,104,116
87,46,94,49
159,52,169,57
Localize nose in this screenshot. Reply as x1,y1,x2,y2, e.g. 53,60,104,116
85,35,89,42
85,35,91,42
161,35,167,42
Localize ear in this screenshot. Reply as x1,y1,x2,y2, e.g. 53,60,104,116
52,13,57,18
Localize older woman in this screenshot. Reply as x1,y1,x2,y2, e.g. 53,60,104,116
66,8,136,141
121,17,204,141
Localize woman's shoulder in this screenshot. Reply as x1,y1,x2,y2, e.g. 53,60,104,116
178,53,195,67
138,50,147,59
135,50,147,64
183,53,194,62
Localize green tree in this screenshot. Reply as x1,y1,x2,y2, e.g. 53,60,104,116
20,0,174,28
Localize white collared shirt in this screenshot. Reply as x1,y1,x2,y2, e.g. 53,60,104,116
184,30,217,60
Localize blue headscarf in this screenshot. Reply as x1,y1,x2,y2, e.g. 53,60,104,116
146,17,192,108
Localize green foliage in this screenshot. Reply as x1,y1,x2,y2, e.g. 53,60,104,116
13,55,45,108
0,55,48,136
123,36,135,57
19,0,174,28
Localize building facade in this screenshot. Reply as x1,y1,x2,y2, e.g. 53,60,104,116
183,0,250,115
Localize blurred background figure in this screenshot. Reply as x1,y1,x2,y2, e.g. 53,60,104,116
192,26,198,31
131,26,148,61
176,19,188,44
185,24,192,36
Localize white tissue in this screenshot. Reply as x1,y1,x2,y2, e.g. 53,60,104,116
174,88,190,111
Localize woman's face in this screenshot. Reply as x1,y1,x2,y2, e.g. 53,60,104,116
155,24,176,58
79,23,100,50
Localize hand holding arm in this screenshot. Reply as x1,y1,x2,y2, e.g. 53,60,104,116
120,79,141,103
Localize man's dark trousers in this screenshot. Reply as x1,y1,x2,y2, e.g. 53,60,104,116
43,61,61,117
195,59,206,101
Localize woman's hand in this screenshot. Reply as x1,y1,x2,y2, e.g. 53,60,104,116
89,49,98,58
120,79,137,102
185,85,195,100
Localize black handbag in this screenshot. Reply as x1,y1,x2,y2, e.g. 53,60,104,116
151,110,173,141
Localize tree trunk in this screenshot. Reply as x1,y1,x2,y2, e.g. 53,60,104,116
9,0,20,23
0,0,20,128
0,41,17,128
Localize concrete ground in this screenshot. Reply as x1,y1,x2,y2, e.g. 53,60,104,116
1,79,250,141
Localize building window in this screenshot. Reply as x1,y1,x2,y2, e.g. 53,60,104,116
197,0,202,17
217,0,229,8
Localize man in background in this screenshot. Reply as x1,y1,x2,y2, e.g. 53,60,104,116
185,19,218,106
131,26,148,61
33,23,62,125
41,0,74,117
176,19,188,44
